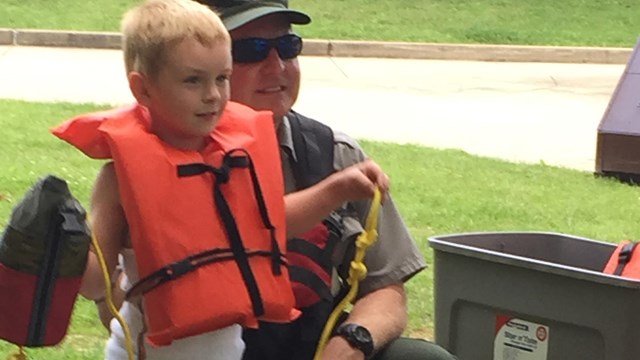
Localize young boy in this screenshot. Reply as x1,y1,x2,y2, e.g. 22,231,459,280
52,0,389,358
54,0,295,358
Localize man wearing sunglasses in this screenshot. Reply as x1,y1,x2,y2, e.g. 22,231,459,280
197,1,458,360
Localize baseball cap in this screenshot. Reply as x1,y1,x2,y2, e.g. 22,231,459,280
200,0,311,31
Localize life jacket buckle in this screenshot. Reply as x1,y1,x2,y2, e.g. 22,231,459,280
212,165,230,184
165,259,195,279
619,243,637,265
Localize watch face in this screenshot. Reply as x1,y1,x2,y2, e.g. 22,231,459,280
353,326,372,342
338,324,374,356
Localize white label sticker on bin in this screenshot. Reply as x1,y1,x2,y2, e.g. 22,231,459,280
493,315,549,360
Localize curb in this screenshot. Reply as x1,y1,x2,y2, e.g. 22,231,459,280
0,28,633,64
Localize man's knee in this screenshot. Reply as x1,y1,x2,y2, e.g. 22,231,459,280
372,337,457,360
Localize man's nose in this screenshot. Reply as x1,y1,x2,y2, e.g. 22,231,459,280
261,48,286,73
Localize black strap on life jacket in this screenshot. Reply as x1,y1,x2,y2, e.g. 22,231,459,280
614,242,640,275
126,150,285,319
243,112,344,360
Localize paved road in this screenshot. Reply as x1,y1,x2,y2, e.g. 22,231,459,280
0,45,626,171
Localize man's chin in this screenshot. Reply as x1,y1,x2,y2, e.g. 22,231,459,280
256,104,290,122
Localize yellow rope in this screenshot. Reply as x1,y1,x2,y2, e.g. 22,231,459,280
313,188,381,360
6,346,26,360
90,223,135,360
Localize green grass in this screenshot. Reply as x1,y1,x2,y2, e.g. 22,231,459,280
2,99,640,357
297,0,639,47
1,0,638,47
0,0,134,33
0,101,109,222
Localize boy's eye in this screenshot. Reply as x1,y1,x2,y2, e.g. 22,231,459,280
184,76,201,84
216,74,230,83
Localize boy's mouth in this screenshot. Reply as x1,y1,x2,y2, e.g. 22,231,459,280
195,111,218,119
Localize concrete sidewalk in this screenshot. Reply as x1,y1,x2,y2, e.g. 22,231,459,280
0,45,626,172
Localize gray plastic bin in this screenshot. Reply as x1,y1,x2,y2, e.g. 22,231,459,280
429,231,640,360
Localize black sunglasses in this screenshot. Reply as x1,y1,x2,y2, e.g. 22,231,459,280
232,34,303,64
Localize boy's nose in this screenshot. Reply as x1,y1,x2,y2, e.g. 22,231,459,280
203,83,220,103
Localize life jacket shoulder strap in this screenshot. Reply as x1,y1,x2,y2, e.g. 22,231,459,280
603,241,640,277
615,242,640,276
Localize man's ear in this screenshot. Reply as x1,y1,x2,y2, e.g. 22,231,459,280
128,71,152,107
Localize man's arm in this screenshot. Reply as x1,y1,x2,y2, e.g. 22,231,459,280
321,283,407,360
315,134,422,359
285,158,389,237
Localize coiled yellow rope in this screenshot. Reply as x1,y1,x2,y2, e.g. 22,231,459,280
313,188,381,360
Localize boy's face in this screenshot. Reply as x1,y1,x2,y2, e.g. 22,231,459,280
229,14,301,123
140,37,232,150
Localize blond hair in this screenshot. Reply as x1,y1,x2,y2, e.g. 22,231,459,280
121,0,229,78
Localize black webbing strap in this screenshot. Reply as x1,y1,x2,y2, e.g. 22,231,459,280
126,151,287,317
239,149,283,275
176,154,263,316
289,265,333,302
175,151,283,317
126,248,285,299
286,215,342,305
288,238,328,269
127,248,231,299
615,242,639,275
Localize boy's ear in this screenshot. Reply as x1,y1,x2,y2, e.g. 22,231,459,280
128,71,152,107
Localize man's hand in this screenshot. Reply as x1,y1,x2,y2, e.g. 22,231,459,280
285,158,390,237
328,158,389,204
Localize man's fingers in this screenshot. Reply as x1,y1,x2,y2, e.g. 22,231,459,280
358,159,390,202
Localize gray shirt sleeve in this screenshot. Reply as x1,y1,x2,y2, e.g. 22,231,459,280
332,131,427,298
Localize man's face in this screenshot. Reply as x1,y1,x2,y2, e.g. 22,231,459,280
229,14,301,121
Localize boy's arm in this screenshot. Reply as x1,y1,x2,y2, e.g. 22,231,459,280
284,158,389,237
79,162,127,301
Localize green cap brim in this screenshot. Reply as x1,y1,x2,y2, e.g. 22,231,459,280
222,6,311,31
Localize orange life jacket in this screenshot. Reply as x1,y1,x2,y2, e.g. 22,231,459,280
52,102,298,346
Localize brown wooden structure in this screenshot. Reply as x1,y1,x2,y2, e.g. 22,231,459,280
596,39,640,183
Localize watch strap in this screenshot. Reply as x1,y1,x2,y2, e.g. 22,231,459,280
335,323,374,357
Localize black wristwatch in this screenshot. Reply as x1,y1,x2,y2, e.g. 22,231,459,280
335,323,374,357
